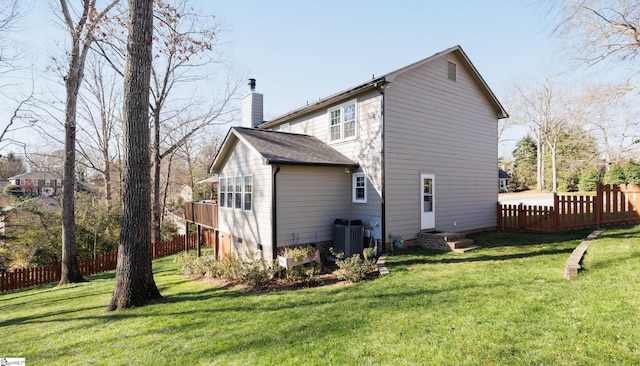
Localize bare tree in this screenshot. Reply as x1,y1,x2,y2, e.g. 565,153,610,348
107,0,159,311
552,0,640,69
57,0,119,285
0,0,23,71
511,76,568,191
577,83,640,164
95,0,239,242
76,54,123,200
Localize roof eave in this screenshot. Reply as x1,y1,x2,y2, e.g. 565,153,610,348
264,159,359,169
259,78,386,129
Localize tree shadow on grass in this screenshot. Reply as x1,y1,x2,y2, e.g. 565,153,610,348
388,247,575,269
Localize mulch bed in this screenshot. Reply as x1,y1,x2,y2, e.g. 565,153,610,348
190,263,379,293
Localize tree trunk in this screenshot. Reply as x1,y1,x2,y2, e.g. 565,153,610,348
549,144,558,192
536,139,544,191
59,28,85,285
107,0,160,311
152,110,162,243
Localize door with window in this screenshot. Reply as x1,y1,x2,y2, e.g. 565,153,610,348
421,174,435,230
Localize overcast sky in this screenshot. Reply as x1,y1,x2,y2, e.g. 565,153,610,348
5,0,597,158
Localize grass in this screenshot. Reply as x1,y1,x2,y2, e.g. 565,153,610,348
2,227,640,365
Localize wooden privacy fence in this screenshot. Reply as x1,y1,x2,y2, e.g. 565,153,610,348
0,232,214,293
498,184,640,233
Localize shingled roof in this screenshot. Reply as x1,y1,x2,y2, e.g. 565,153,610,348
210,127,358,172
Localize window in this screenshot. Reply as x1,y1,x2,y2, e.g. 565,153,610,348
243,175,252,211
328,100,357,142
226,177,233,208
234,176,242,209
352,173,367,203
447,61,457,82
219,177,226,207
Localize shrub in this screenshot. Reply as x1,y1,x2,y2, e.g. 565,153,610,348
3,184,22,197
330,247,376,283
278,245,321,285
603,164,626,185
176,252,277,289
578,168,602,192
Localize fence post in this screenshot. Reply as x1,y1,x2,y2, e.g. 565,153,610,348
196,224,202,258
496,202,502,231
552,193,558,232
185,223,189,253
596,183,602,228
518,203,525,231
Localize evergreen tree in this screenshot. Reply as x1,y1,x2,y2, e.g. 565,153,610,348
603,164,626,185
578,167,602,192
511,135,537,190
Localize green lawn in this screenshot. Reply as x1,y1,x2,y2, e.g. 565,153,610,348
2,227,640,365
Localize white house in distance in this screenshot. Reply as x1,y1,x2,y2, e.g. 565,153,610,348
208,45,508,260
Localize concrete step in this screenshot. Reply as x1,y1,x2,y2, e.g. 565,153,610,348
447,238,474,249
447,238,480,253
451,245,481,253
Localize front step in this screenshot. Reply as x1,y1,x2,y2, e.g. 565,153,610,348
447,238,480,253
417,231,480,253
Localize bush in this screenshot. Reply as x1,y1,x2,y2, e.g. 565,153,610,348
330,247,376,283
603,164,626,185
176,252,277,289
3,184,22,197
578,168,602,192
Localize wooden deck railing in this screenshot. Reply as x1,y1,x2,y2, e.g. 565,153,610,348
0,233,214,293
184,201,218,229
498,184,640,232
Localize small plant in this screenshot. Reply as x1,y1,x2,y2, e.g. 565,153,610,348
279,245,321,285
281,245,316,262
330,247,376,283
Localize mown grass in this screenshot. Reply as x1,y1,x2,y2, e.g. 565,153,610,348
2,227,640,365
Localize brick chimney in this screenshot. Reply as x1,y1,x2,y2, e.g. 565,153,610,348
241,78,263,128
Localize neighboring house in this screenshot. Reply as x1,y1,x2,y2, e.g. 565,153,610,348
8,171,63,197
499,169,512,193
7,171,96,197
209,45,508,260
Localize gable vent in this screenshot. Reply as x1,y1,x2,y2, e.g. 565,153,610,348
447,61,457,81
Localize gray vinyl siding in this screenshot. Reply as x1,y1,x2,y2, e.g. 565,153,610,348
217,140,272,260
286,91,384,230
384,52,498,239
275,165,351,247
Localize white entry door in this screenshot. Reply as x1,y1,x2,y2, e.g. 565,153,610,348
421,174,435,230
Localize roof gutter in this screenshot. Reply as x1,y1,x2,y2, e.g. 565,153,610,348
260,78,387,129
263,159,359,169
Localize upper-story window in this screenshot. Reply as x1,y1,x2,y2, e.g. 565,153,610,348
329,100,357,143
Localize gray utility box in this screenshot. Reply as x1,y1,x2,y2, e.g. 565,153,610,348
333,219,364,256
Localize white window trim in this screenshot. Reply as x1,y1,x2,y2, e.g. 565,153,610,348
243,175,252,212
234,176,243,210
352,172,367,203
219,177,226,207
328,99,358,143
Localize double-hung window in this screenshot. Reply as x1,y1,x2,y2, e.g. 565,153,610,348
226,177,233,208
243,175,252,211
352,172,367,203
219,177,226,207
234,176,242,209
329,100,357,143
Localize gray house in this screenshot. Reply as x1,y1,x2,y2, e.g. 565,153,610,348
209,45,508,260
